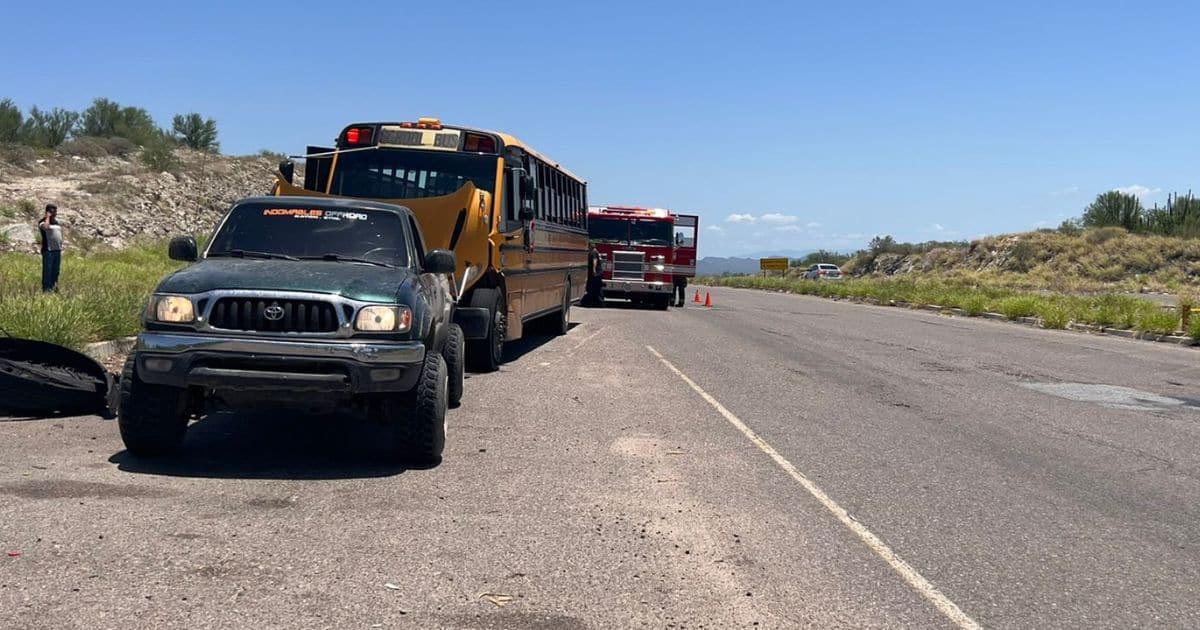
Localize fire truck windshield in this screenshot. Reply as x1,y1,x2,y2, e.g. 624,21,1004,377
590,218,628,243
629,220,673,246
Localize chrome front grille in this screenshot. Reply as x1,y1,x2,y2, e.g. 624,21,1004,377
209,297,340,333
612,251,645,281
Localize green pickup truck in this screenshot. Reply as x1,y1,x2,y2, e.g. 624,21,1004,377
119,196,465,465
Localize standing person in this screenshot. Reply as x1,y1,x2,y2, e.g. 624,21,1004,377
673,274,688,308
38,204,63,292
584,245,604,306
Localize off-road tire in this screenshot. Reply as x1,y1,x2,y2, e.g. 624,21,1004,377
391,352,447,466
117,354,189,457
653,294,671,310
467,288,505,372
443,323,465,407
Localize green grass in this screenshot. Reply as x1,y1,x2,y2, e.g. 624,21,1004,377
702,275,1172,334
0,241,182,349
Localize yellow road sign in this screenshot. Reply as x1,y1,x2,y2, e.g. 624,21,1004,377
759,257,789,271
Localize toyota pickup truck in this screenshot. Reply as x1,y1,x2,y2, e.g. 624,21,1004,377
118,197,464,465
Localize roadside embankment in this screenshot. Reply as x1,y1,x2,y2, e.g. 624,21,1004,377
701,275,1200,343
0,242,181,350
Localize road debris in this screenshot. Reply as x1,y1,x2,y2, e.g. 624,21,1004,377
384,583,401,591
480,593,515,607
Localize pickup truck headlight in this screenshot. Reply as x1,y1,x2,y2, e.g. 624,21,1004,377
152,295,195,323
355,306,412,332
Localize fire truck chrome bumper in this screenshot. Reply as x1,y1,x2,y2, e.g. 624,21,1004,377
603,280,669,293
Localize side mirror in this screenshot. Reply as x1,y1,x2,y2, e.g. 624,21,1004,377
279,159,295,184
424,249,456,274
168,236,198,262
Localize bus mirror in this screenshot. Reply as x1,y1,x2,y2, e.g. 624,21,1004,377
278,160,295,184
520,173,536,200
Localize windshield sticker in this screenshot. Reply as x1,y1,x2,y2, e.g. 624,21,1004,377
323,210,368,221
263,208,324,219
261,208,370,221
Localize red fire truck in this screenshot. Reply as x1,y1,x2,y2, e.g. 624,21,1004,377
587,206,699,309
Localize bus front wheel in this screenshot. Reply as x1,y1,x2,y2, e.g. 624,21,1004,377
467,288,505,373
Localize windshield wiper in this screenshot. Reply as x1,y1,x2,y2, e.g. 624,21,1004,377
300,254,394,268
211,249,299,261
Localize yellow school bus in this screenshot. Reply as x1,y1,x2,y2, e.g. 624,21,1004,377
272,118,588,371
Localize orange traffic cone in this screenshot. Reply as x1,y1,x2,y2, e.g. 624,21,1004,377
704,291,713,308
693,289,701,304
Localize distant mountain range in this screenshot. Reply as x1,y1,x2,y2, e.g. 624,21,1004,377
697,250,817,276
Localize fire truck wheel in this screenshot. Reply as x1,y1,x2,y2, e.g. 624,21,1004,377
653,294,670,310
467,288,505,372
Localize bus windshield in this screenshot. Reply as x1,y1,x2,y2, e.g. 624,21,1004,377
629,220,673,246
327,148,498,199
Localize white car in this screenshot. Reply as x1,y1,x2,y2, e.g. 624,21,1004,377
803,263,843,280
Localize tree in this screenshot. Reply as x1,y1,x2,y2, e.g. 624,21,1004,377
79,97,160,145
868,235,898,255
0,99,22,143
20,106,79,148
1081,191,1143,230
171,113,219,152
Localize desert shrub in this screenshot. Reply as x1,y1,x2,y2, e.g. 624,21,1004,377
1179,295,1196,331
1136,308,1179,335
0,241,183,348
1189,316,1200,342
0,292,99,349
99,136,137,157
959,293,991,316
1082,226,1126,245
997,296,1039,320
0,142,37,165
1037,302,1070,329
140,138,180,172
60,136,108,158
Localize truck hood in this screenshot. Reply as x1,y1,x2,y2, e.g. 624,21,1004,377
155,259,410,303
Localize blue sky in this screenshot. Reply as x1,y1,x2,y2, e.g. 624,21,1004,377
2,1,1197,257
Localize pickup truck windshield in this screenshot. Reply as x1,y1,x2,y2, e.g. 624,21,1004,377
208,204,409,266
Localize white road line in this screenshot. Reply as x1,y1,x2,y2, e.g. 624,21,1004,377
646,345,982,630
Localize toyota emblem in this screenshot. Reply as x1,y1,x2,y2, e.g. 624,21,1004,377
263,303,285,321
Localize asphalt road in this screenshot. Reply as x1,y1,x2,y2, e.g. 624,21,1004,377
5,286,1200,628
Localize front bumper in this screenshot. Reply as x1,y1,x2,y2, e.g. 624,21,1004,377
134,332,425,394
603,279,669,295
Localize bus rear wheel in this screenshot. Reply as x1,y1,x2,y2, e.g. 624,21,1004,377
467,288,505,373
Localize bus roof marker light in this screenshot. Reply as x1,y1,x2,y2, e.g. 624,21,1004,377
345,127,372,145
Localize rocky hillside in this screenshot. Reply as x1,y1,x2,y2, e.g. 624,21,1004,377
0,148,283,252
